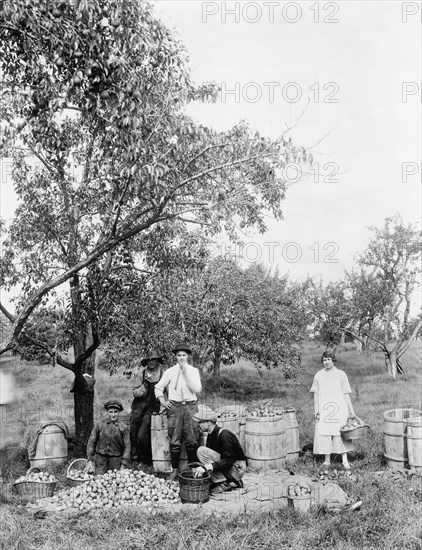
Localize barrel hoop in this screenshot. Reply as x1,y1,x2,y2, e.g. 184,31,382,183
245,431,285,437
383,430,408,437
383,453,406,462
247,455,286,461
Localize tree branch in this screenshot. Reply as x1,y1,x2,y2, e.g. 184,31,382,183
397,318,422,359
19,333,75,372
0,302,16,323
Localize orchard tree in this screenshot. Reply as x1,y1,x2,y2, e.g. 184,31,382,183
99,253,308,380
354,214,421,378
309,215,421,379
308,279,354,348
0,0,310,446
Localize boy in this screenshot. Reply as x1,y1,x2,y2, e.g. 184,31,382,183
86,400,131,475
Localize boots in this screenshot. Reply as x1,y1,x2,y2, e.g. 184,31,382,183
168,450,181,482
186,447,199,465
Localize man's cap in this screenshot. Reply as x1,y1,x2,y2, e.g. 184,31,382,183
172,343,192,355
104,399,124,412
193,404,218,423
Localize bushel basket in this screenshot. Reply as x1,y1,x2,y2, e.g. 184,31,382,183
67,458,91,487
178,462,210,504
286,480,312,512
13,467,57,500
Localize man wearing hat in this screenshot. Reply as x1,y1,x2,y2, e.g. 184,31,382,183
155,344,202,481
130,349,165,469
192,405,247,493
86,400,131,475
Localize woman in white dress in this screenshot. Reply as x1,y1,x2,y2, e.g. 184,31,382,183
310,351,356,469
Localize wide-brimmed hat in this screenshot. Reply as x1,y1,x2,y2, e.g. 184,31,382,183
141,349,165,367
193,404,218,423
172,343,192,355
104,399,124,412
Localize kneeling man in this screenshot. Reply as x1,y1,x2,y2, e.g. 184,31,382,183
193,406,247,493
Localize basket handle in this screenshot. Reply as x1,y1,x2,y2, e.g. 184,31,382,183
26,467,41,476
66,458,88,477
180,462,211,478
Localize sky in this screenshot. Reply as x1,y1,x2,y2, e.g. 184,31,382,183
152,0,421,281
0,0,420,298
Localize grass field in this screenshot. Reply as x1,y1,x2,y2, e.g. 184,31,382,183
1,342,421,550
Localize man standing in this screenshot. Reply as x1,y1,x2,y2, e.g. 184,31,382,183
130,350,165,470
154,343,202,481
193,405,247,493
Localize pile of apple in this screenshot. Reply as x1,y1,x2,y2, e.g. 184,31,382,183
35,469,180,512
15,471,57,484
287,482,311,498
247,407,284,418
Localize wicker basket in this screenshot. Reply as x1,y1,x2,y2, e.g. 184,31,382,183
341,418,370,441
67,458,90,487
13,467,57,500
178,462,210,504
341,424,370,440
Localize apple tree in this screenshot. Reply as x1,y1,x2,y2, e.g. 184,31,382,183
0,0,310,446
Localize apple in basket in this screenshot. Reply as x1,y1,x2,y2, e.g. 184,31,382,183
70,470,93,481
287,482,311,497
18,472,57,483
345,418,362,429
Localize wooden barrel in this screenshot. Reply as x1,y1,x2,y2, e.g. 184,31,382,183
150,414,188,473
30,424,68,468
283,408,300,462
407,416,422,472
383,408,421,470
218,414,240,437
245,416,286,470
119,410,131,428
239,413,247,451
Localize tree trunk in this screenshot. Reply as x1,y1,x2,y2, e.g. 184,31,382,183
354,339,362,353
70,274,96,452
213,349,221,380
386,350,398,380
73,368,94,454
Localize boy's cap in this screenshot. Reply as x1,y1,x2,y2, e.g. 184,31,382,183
104,400,124,412
193,405,217,423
